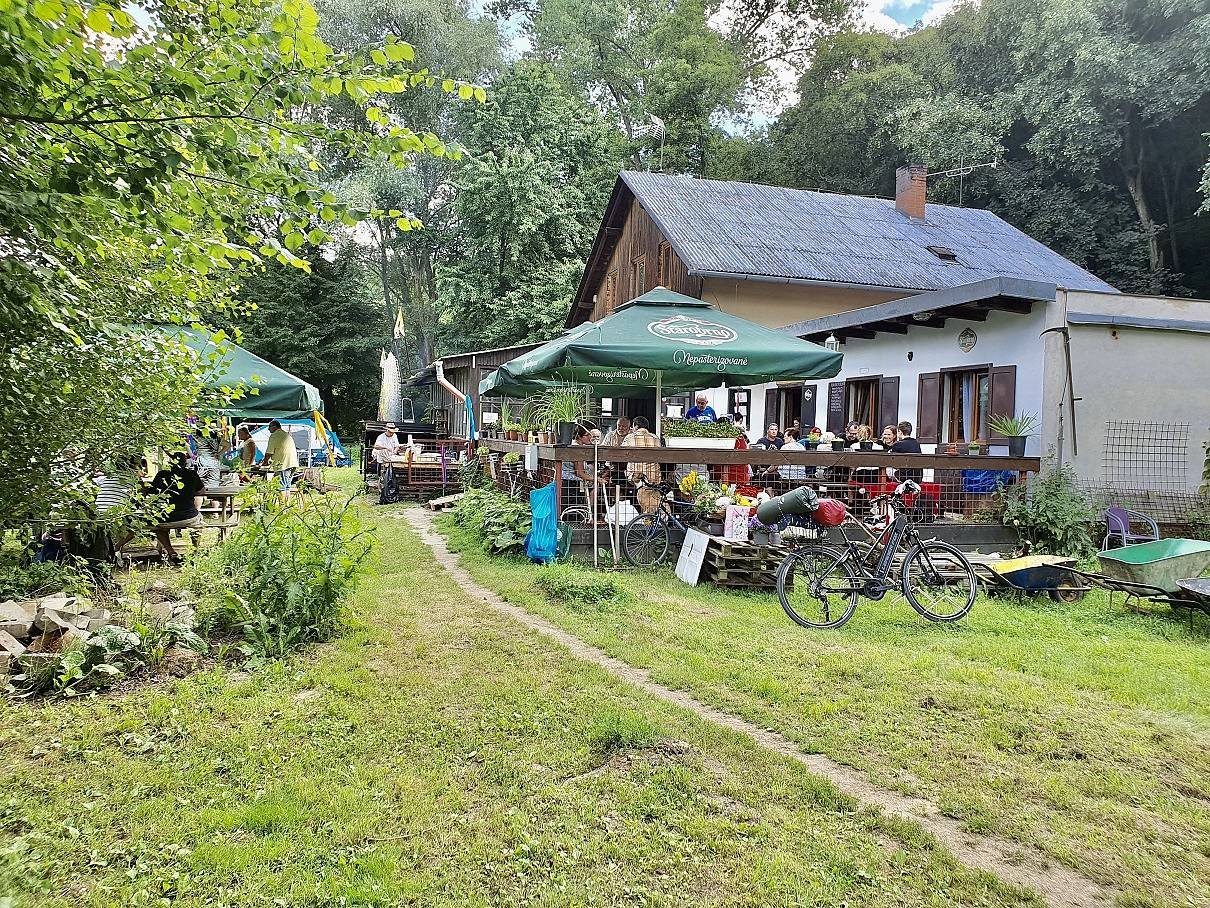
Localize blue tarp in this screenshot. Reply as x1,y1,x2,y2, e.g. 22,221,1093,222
525,481,558,564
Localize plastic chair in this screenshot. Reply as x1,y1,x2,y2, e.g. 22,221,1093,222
1102,507,1159,550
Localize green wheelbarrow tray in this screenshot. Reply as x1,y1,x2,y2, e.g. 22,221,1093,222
1096,539,1210,595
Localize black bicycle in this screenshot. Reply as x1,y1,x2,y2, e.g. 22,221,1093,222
775,482,977,628
622,478,708,567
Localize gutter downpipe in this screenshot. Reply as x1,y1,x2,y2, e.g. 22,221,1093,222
434,360,476,442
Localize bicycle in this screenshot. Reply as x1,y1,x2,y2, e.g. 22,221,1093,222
622,478,709,567
774,481,977,628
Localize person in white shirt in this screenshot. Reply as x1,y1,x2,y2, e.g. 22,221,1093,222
372,423,401,464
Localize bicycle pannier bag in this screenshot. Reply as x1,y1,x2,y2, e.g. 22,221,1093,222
813,497,847,527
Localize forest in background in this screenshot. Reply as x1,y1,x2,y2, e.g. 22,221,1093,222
229,0,1210,433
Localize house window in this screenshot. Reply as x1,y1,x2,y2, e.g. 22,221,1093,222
604,270,618,314
845,378,879,428
926,245,959,263
657,242,671,287
943,369,990,443
631,255,647,296
727,388,750,428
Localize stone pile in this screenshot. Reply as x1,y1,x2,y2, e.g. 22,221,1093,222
0,589,196,676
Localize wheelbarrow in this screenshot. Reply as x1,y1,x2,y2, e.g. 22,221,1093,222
1064,538,1210,614
971,554,1091,602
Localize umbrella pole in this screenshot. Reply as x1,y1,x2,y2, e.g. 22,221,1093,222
593,443,599,569
655,370,663,438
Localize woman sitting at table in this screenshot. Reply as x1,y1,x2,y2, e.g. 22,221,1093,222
149,452,204,564
849,425,884,482
778,427,808,482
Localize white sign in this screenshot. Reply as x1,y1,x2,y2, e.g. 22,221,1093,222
675,528,712,586
648,315,739,347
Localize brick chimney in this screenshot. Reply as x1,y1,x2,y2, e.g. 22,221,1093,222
895,164,927,219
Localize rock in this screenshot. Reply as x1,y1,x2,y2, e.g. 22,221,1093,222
38,595,77,613
0,600,36,639
34,608,75,634
144,600,175,621
81,609,112,632
0,629,26,657
163,646,203,678
170,605,196,627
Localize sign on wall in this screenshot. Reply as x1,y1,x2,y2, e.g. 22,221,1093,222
958,328,977,353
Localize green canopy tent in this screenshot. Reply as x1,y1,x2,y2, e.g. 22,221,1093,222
480,287,843,432
172,326,324,420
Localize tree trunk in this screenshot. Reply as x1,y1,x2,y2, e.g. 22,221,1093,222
1159,162,1182,273
1120,114,1164,273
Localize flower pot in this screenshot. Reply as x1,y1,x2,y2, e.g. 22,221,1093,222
751,529,770,546
967,446,981,456
831,440,846,452
706,520,725,536
859,441,873,451
1006,435,1027,457
769,530,782,546
556,422,576,445
665,436,739,450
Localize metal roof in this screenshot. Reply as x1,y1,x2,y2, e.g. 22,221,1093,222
620,171,1117,295
783,277,1059,340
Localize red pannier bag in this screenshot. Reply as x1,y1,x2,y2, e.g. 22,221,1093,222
812,497,848,527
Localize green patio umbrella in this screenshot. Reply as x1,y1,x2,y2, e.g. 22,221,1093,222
480,287,843,431
169,326,324,420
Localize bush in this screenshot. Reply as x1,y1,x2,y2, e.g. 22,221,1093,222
452,487,531,556
534,564,629,609
0,557,92,601
1002,465,1099,560
186,484,373,658
662,419,742,439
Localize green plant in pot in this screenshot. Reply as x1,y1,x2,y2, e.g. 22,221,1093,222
537,386,587,445
988,413,1038,458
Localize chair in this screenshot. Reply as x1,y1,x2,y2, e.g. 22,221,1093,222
1102,507,1159,550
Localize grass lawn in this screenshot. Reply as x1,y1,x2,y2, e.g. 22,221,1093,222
439,519,1210,908
0,502,1042,908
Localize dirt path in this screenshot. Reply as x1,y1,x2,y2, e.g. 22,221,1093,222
406,509,1114,908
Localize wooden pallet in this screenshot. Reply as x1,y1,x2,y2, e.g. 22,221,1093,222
699,537,791,591
426,492,464,511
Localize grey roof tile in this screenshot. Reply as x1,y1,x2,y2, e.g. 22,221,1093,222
621,171,1117,293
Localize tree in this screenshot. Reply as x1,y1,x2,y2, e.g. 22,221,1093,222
0,0,475,521
438,61,624,350
230,244,391,435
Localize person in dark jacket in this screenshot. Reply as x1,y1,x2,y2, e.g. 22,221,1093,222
150,452,204,563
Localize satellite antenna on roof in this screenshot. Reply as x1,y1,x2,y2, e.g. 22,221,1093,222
928,156,998,205
640,114,667,172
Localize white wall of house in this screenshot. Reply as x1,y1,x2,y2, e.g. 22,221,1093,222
1049,290,1210,493
705,307,1047,453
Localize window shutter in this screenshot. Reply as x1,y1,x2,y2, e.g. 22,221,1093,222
800,383,818,430
988,365,1017,441
917,372,941,443
826,381,845,435
764,388,778,429
877,376,900,431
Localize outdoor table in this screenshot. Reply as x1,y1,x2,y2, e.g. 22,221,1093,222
201,485,242,540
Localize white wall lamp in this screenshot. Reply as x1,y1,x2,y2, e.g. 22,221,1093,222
824,333,840,351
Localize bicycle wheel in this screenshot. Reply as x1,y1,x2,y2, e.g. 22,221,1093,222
776,546,860,629
901,541,977,621
623,513,671,567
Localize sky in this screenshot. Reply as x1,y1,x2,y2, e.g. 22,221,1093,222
862,0,960,30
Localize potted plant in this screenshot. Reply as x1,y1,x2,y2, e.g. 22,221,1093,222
988,412,1038,458
807,430,822,448
662,418,743,450
498,402,513,440
830,433,845,452
967,439,982,455
749,514,775,546
537,386,586,445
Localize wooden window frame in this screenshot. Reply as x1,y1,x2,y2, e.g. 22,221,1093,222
604,270,619,314
657,242,671,287
631,254,647,297
844,375,881,430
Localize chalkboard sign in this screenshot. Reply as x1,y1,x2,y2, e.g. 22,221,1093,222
826,381,846,434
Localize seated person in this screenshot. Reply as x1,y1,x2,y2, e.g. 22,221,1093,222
93,455,144,553
622,416,661,513
150,452,205,563
562,424,608,519
888,420,924,484
752,423,783,450
684,394,717,423
849,425,884,482
778,428,808,482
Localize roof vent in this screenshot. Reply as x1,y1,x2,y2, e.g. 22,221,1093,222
927,245,959,263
